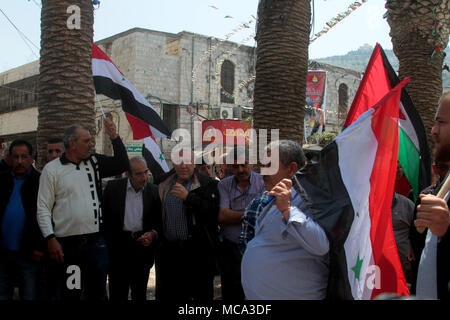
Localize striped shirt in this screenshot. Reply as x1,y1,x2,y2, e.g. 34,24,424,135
163,176,192,241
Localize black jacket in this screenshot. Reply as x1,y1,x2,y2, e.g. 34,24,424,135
0,167,45,255
0,159,10,174
103,178,162,262
158,170,220,252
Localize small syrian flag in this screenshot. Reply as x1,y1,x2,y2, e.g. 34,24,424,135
142,136,169,179
92,44,170,178
344,43,431,202
294,79,411,299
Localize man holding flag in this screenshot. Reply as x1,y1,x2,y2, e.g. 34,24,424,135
293,78,410,299
92,44,171,181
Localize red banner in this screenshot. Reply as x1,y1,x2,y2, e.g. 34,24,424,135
201,120,252,146
306,71,327,109
305,71,327,141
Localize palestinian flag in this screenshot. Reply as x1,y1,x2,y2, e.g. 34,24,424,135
344,43,431,202
92,44,170,177
293,79,410,299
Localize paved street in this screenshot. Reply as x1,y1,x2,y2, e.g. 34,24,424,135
145,267,222,300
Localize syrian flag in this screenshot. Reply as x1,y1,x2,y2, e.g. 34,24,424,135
293,79,410,300
92,44,170,177
344,43,431,202
142,136,170,179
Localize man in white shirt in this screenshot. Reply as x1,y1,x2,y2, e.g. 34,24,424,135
37,118,129,300
103,157,161,301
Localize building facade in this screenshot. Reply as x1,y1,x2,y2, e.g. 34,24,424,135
0,27,361,167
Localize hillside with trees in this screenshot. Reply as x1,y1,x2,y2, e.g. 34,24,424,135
316,44,450,88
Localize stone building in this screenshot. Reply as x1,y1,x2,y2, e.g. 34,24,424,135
0,27,361,167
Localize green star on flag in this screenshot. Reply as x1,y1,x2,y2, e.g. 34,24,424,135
351,252,364,281
159,153,165,162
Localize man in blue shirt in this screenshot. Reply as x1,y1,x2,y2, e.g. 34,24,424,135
241,140,329,299
0,140,44,300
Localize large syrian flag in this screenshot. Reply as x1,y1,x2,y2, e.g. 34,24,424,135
92,44,170,177
344,43,431,202
293,79,410,300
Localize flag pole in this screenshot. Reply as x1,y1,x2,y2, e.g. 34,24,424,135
96,94,106,118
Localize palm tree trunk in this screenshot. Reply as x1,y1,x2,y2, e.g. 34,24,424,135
253,0,311,144
386,0,450,153
37,0,95,169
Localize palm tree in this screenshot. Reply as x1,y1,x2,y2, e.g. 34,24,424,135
36,0,95,168
252,0,311,144
385,0,450,151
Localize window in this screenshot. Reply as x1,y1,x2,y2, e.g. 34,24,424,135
338,83,348,126
163,104,178,132
220,60,235,104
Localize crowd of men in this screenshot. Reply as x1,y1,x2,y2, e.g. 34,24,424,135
0,92,449,301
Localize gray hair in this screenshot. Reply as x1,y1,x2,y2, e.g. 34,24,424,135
128,156,147,170
63,124,90,149
266,140,305,169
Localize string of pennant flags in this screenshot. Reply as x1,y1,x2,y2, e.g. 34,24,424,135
310,0,369,43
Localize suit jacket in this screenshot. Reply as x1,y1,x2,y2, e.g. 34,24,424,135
102,178,162,264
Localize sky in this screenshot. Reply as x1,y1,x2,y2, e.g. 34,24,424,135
0,0,393,73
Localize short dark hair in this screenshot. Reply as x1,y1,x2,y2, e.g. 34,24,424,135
47,138,63,145
9,140,33,156
266,140,305,169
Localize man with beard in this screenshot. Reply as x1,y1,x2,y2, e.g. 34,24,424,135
217,146,264,300
414,92,450,300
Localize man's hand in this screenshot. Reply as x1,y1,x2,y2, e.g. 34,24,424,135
48,238,64,263
104,117,118,140
269,178,292,221
31,250,44,262
137,231,157,247
415,194,450,237
171,182,188,201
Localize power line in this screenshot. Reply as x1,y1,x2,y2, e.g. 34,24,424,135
0,7,40,58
